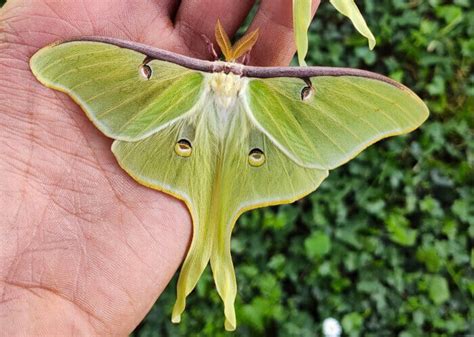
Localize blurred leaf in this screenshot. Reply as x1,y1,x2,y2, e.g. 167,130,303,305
304,231,331,260
429,276,450,305
416,246,442,273
341,312,363,333
385,212,417,246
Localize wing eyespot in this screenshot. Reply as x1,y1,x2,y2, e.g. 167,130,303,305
300,77,314,101
139,64,152,80
175,139,192,157
300,86,314,101
248,148,265,167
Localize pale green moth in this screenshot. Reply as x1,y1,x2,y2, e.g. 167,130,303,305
29,20,428,331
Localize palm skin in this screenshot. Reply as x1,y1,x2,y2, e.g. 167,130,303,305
0,0,319,335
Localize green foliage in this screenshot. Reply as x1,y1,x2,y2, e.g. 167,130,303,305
429,276,450,305
132,1,472,336
305,230,331,260
342,312,364,336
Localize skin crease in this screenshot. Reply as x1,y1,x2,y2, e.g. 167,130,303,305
0,0,320,335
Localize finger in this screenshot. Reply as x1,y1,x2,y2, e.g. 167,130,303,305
174,0,255,59
247,0,320,66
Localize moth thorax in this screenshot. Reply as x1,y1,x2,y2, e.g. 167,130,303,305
209,72,243,109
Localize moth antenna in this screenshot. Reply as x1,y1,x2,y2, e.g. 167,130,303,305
201,34,219,61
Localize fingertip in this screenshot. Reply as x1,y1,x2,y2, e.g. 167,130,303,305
245,0,321,66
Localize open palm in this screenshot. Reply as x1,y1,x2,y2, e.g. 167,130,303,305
0,0,319,335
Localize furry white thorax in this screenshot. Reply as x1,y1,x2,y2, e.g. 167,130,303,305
200,72,249,136
208,72,246,110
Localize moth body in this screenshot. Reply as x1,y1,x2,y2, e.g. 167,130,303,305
208,72,244,108
205,72,249,134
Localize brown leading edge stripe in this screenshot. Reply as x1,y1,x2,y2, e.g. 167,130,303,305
55,36,403,88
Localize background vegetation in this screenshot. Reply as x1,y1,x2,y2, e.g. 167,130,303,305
2,0,471,336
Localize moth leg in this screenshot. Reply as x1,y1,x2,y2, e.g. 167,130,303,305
201,34,219,61
300,77,315,101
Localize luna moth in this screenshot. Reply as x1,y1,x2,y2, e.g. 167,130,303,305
29,21,428,331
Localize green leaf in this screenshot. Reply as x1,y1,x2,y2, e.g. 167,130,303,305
416,246,442,272
292,0,312,66
304,231,331,260
429,276,450,305
330,0,376,50
385,213,418,246
342,312,364,332
452,198,474,225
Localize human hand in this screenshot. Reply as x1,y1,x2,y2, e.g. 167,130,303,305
0,0,319,335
